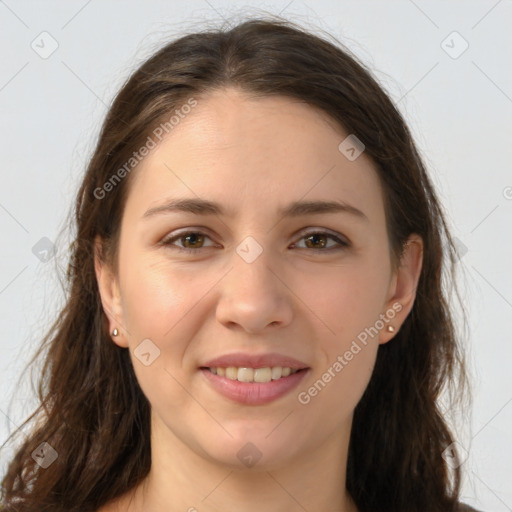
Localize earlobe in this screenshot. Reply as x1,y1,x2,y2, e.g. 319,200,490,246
379,234,424,344
94,236,128,348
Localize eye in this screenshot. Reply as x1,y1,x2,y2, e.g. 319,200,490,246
160,229,350,253
161,231,217,253
292,230,350,252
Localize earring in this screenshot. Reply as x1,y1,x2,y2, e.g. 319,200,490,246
386,325,395,333
111,328,119,336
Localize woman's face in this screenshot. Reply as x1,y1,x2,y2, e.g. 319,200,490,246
96,88,421,471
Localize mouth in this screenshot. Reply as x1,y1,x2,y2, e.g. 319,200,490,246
199,366,310,405
200,365,305,383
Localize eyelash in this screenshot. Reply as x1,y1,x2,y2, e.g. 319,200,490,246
160,229,350,254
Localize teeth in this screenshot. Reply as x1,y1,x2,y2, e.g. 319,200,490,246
254,367,272,382
226,367,238,380
208,366,300,383
237,367,254,382
271,367,282,380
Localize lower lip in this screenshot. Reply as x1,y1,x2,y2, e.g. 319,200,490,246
200,368,310,405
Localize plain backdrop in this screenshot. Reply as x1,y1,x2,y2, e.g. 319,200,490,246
0,1,511,510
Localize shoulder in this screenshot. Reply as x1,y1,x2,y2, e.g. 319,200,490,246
95,491,135,512
457,503,483,512
95,502,119,512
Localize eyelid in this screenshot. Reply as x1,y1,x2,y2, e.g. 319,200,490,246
160,227,351,252
294,227,350,247
160,228,218,250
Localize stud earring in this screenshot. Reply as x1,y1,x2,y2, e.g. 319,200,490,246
386,325,395,333
111,328,119,336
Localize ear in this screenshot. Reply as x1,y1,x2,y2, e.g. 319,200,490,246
94,235,128,348
379,233,423,344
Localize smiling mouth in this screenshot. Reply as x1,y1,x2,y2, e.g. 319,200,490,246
200,366,307,383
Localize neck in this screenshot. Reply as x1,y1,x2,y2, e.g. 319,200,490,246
122,411,358,512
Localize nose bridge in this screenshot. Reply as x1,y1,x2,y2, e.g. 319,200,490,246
215,236,293,332
240,250,275,292
231,237,281,304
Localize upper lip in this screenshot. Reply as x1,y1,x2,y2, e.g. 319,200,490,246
201,352,309,370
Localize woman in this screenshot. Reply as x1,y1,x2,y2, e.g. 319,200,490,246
0,16,479,512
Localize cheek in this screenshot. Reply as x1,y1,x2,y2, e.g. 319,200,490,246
296,270,383,420
120,259,201,412
302,344,378,427
120,253,196,339
292,254,389,412
296,255,391,344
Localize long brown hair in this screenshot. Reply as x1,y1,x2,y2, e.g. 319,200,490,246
1,15,470,512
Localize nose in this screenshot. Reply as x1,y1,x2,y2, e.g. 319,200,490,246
215,250,293,334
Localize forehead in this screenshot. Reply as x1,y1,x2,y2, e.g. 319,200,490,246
124,88,385,224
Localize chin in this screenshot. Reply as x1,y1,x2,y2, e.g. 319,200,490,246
199,428,302,472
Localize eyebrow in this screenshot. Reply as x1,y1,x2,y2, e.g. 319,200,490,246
142,197,368,221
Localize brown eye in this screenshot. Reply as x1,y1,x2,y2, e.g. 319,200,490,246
304,233,329,249
179,233,205,249
161,231,215,253
294,231,350,251
161,229,349,254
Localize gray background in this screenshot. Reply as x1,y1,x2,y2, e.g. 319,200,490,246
0,1,511,510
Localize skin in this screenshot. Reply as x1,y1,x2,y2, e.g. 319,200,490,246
95,88,423,512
